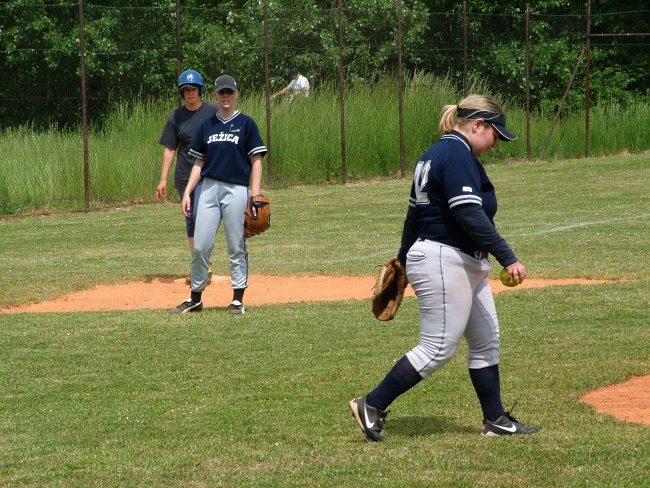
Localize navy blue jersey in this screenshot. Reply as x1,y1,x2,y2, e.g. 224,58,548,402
159,102,218,193
189,111,267,186
399,130,515,265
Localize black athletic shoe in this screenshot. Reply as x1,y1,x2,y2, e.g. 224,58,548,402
171,299,203,314
481,412,539,436
228,300,245,314
348,396,389,442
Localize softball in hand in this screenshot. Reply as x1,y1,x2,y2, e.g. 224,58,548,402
500,267,520,287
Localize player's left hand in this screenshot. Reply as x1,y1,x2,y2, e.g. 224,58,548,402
244,195,271,238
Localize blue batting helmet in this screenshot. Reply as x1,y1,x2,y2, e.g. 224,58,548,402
178,69,206,96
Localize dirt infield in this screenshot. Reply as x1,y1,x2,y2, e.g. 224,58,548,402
580,375,650,426
0,275,615,314
1,275,646,427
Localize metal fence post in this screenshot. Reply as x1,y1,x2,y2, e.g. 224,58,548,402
463,0,468,97
585,0,591,157
337,0,347,183
397,0,405,177
175,0,182,107
176,0,183,107
525,4,531,160
263,0,273,187
78,0,89,209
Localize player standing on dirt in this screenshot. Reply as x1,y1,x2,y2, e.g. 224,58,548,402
349,94,539,441
157,70,218,276
171,74,267,315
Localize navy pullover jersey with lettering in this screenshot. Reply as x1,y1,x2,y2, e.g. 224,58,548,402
189,111,267,186
407,131,498,251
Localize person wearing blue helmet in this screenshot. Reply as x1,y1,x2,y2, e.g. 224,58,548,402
158,69,218,281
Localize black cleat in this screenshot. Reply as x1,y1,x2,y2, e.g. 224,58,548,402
482,411,539,436
171,299,203,314
348,396,389,442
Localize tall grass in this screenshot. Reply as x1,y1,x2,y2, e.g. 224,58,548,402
0,126,84,212
1,73,648,213
88,101,163,204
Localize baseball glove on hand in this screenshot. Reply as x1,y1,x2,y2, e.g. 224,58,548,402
372,257,407,321
244,195,271,238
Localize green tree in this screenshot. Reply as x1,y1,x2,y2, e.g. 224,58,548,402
0,0,646,129
0,1,81,127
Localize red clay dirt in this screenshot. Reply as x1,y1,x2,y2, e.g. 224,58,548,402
1,275,646,427
0,275,615,314
580,375,650,426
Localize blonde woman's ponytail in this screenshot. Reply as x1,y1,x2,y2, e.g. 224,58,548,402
438,104,458,134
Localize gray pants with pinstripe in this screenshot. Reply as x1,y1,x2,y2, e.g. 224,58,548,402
191,178,249,293
405,239,500,378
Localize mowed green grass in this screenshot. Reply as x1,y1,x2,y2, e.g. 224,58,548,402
0,154,648,487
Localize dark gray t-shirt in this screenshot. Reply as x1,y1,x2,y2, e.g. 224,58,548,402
159,102,218,194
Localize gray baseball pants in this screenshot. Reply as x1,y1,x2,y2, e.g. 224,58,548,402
191,178,248,292
405,239,500,378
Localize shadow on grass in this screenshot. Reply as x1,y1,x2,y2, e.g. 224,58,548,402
142,274,183,283
388,415,476,437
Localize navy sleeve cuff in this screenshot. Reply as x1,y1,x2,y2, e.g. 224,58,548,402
451,204,517,267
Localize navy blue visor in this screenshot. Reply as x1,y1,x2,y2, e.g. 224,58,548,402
457,108,517,141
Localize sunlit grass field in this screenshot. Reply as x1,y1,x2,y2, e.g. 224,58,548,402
0,153,648,487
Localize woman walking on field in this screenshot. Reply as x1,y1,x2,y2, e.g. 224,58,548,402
349,94,539,441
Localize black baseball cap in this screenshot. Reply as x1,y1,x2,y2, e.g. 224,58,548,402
290,67,299,76
457,108,517,141
214,75,238,92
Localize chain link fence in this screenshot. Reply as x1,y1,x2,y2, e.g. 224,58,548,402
1,1,648,209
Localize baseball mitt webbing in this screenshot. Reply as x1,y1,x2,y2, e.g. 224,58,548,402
372,257,407,321
244,195,271,238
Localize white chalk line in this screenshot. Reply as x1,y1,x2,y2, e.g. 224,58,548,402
316,214,649,264
521,213,650,237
